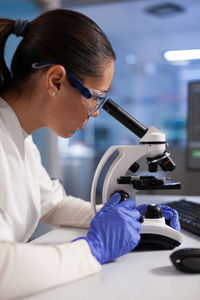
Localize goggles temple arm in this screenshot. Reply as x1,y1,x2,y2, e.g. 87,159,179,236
32,62,92,99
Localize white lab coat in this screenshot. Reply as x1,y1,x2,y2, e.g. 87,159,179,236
0,97,101,300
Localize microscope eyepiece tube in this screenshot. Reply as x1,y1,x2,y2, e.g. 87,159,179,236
102,98,148,138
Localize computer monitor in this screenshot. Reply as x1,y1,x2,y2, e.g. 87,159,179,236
187,81,200,170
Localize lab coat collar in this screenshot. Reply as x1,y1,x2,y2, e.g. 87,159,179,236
0,97,30,159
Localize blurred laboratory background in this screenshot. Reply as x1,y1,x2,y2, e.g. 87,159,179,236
2,0,200,206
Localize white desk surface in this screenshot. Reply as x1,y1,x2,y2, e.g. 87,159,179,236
25,195,200,300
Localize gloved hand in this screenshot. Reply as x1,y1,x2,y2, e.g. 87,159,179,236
74,193,141,264
136,204,181,232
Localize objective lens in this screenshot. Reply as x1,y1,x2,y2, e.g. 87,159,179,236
159,156,176,171
148,162,158,172
147,152,176,172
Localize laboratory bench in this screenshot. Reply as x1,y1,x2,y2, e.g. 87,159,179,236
24,195,200,300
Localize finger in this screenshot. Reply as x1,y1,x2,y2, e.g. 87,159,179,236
160,205,174,220
130,219,142,233
161,210,173,220
118,198,136,209
119,206,141,220
160,205,181,231
128,223,142,244
101,192,121,212
161,205,179,216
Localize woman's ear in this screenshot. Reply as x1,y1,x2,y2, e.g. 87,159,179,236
45,65,66,96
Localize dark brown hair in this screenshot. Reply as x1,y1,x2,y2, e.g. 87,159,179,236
0,9,115,93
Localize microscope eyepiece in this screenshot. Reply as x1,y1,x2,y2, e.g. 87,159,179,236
102,98,148,138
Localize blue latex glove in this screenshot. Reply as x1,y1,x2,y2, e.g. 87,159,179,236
136,204,181,232
74,193,141,264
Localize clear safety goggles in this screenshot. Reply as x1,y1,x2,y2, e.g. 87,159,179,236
32,62,108,116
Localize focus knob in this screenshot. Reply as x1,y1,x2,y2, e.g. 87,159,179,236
145,204,163,219
111,190,129,202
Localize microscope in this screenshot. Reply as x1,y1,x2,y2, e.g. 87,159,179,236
91,98,182,250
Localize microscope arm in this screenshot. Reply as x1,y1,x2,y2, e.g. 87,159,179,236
91,144,150,216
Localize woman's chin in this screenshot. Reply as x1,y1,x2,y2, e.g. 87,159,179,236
56,130,77,138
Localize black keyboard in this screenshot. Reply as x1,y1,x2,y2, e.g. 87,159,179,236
164,199,200,237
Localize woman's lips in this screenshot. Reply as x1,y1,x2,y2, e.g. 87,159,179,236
78,120,88,130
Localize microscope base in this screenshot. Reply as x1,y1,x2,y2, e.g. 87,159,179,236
134,218,182,251
135,234,181,250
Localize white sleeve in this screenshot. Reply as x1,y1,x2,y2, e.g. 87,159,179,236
30,140,67,217
0,210,15,242
0,239,101,300
31,138,103,228
41,196,103,228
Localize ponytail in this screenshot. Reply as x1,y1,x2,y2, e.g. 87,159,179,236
0,10,115,95
0,19,14,92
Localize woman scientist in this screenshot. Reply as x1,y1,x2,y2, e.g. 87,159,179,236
0,9,180,299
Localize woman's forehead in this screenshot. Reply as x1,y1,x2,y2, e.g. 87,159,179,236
84,61,114,91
